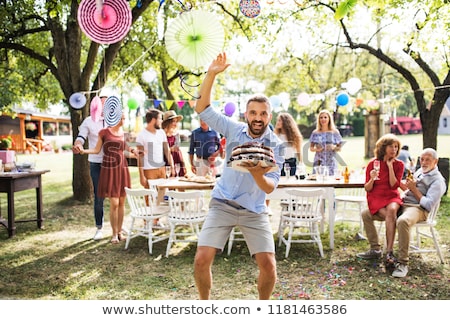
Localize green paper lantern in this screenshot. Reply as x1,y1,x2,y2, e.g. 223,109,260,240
127,98,138,110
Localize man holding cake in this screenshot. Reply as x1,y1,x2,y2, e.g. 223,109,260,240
193,52,284,300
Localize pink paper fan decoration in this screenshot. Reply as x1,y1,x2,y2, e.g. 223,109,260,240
90,96,103,122
78,0,132,44
94,5,117,29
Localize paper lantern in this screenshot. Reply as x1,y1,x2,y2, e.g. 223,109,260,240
69,92,87,109
239,0,261,18
90,96,103,122
355,98,364,107
224,102,236,116
336,92,350,106
297,92,310,106
127,98,138,110
346,77,362,95
269,95,282,109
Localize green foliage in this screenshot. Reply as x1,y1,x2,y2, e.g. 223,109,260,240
335,0,358,20
0,136,13,150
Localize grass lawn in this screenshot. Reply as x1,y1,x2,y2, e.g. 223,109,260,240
0,134,449,300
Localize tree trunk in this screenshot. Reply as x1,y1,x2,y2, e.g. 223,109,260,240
364,113,380,158
72,154,93,201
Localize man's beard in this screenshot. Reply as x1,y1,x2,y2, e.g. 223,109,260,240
247,120,268,137
155,123,161,129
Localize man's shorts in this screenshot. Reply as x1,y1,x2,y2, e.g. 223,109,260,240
197,198,275,256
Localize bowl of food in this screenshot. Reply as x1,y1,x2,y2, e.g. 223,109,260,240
15,161,36,172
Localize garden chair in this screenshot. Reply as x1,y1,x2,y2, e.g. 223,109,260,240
124,187,170,254
165,190,207,257
278,188,326,258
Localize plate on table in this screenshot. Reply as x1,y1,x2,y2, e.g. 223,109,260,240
179,176,215,184
229,159,278,173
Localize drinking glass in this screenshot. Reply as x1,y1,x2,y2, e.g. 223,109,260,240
165,166,171,179
174,163,181,177
373,160,380,180
284,164,291,179
296,163,306,180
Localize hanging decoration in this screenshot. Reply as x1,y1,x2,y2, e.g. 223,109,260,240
78,0,132,44
336,92,350,106
278,92,290,110
239,0,261,18
297,92,311,106
90,96,103,122
224,102,236,116
69,92,87,109
177,101,186,109
269,96,281,110
344,77,362,95
127,98,139,110
154,99,163,109
164,10,224,70
103,96,123,127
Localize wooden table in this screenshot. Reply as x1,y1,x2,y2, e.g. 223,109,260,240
0,170,50,237
158,176,365,249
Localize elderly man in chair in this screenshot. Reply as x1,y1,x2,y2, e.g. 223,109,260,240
394,148,446,277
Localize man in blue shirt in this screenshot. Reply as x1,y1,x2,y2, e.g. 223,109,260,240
193,52,284,300
188,119,222,176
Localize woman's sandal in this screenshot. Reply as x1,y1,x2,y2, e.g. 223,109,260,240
118,233,126,241
110,235,119,244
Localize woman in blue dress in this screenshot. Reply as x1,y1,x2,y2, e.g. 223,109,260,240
309,109,343,175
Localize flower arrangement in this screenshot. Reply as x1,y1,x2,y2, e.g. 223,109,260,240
25,122,38,131
355,98,380,114
0,136,14,150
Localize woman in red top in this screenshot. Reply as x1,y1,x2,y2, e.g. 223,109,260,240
365,133,404,263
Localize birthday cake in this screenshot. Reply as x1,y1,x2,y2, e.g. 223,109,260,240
227,142,278,173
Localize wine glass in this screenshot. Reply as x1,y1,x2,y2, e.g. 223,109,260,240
284,164,291,179
373,160,380,180
174,163,181,177
165,166,171,179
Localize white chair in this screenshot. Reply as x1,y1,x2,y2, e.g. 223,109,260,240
124,187,170,254
334,188,366,236
148,178,168,205
165,190,208,257
227,227,245,255
278,188,326,258
409,202,444,263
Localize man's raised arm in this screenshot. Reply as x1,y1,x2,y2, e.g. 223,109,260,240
195,52,231,114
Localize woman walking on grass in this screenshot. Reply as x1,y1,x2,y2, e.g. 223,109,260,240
78,97,136,244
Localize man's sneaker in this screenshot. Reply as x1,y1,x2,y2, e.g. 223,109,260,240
392,263,408,278
93,229,103,240
356,249,382,260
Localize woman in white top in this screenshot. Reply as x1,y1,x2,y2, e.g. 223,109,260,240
274,112,303,176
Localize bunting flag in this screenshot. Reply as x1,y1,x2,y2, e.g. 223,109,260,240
177,100,186,109
140,99,219,110
166,100,175,110
153,99,163,109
